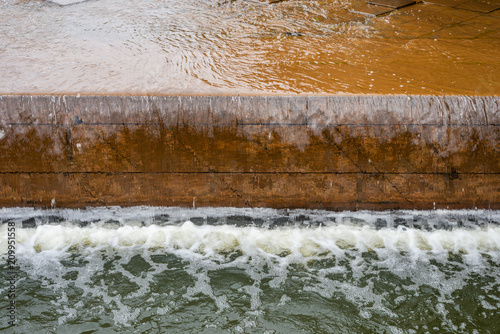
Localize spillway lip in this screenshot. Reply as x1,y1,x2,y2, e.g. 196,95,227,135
1,93,499,97
1,207,499,230
1,94,498,127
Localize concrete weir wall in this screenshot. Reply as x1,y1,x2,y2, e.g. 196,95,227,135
0,95,498,210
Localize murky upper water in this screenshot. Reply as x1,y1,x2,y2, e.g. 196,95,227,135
0,0,498,95
1,208,499,333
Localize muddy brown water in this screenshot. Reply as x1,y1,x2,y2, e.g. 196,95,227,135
0,0,499,95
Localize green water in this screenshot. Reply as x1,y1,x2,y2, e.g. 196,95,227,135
1,208,499,333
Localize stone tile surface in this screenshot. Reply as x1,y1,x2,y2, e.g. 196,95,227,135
422,15,500,37
416,6,481,24
455,1,500,12
477,28,500,37
394,20,442,37
488,9,500,16
423,0,467,6
372,3,481,35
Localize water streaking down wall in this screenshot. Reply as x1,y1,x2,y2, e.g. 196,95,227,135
0,95,498,209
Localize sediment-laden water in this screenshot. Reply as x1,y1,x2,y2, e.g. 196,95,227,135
1,208,499,333
1,0,498,95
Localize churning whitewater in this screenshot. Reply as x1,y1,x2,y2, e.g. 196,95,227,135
1,207,499,333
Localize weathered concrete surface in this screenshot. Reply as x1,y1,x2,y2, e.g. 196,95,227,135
0,95,498,209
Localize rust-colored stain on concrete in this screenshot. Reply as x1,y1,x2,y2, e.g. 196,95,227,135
0,0,498,211
1,0,499,95
0,95,498,210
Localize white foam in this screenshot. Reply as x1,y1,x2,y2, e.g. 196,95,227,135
2,208,499,329
2,222,498,259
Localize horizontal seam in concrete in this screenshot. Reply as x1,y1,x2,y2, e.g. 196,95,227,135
3,123,498,127
0,171,497,175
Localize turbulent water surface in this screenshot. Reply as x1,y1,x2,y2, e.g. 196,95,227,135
1,0,499,95
0,207,499,333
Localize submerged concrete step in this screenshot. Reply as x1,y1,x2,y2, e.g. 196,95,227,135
0,95,498,210
350,4,395,17
366,0,417,9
